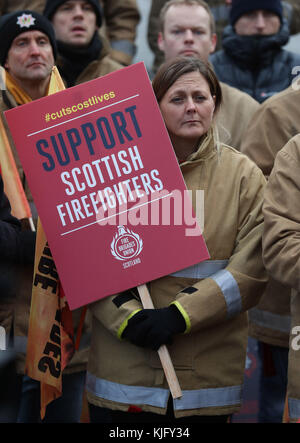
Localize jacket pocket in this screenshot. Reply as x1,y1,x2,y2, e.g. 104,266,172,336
148,333,195,370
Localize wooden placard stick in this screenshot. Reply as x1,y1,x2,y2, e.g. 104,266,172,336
137,284,182,399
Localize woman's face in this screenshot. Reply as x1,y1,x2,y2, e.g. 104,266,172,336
159,71,216,147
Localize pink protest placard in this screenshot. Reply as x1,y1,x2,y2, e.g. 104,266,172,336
5,62,209,310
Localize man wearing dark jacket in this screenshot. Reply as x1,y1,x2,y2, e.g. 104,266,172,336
0,175,35,280
210,0,300,103
0,174,35,423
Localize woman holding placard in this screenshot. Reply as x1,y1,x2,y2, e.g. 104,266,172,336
86,57,267,423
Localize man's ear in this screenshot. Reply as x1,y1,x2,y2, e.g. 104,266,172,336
157,31,165,52
209,32,217,54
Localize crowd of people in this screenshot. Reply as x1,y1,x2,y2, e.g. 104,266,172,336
0,0,300,424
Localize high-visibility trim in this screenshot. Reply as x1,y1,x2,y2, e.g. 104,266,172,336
288,398,300,420
173,385,242,410
249,307,291,334
86,372,242,410
170,260,228,279
170,301,191,333
117,309,142,340
86,372,169,408
110,39,135,56
210,270,241,318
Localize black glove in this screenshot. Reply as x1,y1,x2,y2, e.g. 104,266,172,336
122,305,186,351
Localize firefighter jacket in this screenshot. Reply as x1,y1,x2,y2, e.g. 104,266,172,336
99,0,140,66
262,134,300,422
86,127,267,418
217,82,259,151
240,86,300,348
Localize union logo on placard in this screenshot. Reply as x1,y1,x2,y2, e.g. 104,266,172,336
111,225,143,261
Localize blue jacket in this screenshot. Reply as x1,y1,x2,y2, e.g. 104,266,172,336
210,20,300,103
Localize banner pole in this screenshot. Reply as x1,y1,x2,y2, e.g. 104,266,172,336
137,284,182,399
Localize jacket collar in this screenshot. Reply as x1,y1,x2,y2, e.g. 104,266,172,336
180,126,219,166
56,32,110,86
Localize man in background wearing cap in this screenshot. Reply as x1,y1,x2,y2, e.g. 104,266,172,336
0,10,88,422
0,0,140,66
210,0,300,103
43,0,122,87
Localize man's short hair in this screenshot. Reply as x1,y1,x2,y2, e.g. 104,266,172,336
159,0,216,35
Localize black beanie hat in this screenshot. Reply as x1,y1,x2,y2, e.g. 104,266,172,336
43,0,102,28
0,10,57,65
230,0,283,26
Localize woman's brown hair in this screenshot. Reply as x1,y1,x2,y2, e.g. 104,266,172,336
152,56,222,115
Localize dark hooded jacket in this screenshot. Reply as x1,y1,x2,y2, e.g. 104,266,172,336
210,20,300,103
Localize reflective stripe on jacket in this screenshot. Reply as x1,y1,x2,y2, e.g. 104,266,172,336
262,135,300,422
87,128,267,417
241,86,300,348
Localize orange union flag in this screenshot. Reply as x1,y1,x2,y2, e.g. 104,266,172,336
24,67,76,419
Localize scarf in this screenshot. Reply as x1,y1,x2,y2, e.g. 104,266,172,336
56,31,102,86
222,19,290,69
0,71,32,222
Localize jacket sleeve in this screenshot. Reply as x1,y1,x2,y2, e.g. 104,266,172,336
262,136,300,291
0,175,35,264
0,174,20,259
240,100,295,178
89,288,143,339
101,0,140,65
172,165,267,334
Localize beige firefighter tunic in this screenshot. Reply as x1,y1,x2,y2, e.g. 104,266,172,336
241,85,300,349
262,134,300,422
86,127,267,418
217,82,259,151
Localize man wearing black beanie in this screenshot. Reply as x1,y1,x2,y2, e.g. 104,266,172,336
43,0,122,87
0,10,58,423
210,0,300,103
0,10,57,98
